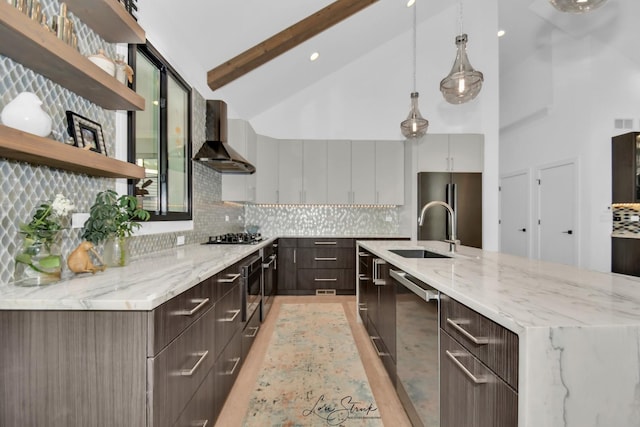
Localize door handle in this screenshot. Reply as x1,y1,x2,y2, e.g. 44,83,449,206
519,228,526,232
562,230,573,235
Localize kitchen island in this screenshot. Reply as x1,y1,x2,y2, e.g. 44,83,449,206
358,239,640,427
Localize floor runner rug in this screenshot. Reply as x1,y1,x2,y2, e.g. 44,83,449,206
242,303,383,427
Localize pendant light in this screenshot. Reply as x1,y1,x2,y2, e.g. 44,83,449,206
549,0,608,13
400,0,428,139
439,1,483,105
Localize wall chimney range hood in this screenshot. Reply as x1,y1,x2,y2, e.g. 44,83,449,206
193,100,256,174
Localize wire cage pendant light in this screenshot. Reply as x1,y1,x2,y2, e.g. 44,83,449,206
439,1,483,104
548,0,608,13
400,0,428,139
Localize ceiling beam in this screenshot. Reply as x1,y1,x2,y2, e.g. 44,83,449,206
206,0,378,91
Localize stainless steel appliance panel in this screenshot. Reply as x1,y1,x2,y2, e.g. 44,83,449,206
418,172,482,248
261,242,276,321
241,255,262,323
392,269,440,427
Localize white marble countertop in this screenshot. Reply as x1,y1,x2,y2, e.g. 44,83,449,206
357,239,640,333
0,238,276,311
357,239,640,427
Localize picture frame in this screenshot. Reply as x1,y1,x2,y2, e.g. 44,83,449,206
65,111,107,156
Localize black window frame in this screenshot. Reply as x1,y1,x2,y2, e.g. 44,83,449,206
127,41,193,221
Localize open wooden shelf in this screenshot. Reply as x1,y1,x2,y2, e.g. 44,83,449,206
0,125,145,179
0,2,145,111
65,0,145,44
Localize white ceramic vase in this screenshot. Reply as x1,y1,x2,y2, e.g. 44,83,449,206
1,92,52,137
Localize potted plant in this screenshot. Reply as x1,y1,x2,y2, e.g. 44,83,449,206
81,190,150,267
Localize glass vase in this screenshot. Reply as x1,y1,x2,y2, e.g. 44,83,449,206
103,236,129,267
14,237,62,286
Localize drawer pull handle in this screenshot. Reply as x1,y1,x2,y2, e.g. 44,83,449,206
358,303,368,311
175,298,210,316
369,336,389,357
245,326,260,338
358,251,371,257
224,357,241,376
314,278,338,282
358,274,370,281
446,318,489,345
179,351,208,376
315,257,337,261
220,309,241,322
262,254,277,269
218,273,241,283
315,241,337,245
446,350,487,384
190,420,208,427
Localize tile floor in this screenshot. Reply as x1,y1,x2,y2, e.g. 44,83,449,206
215,295,411,426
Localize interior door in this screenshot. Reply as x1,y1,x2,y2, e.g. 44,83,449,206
500,171,530,257
537,161,577,266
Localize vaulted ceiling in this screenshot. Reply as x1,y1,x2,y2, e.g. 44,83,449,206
137,0,639,121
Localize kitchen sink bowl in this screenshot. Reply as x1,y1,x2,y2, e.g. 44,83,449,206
389,249,451,259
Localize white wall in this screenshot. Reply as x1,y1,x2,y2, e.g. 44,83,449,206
250,1,500,250
500,29,640,272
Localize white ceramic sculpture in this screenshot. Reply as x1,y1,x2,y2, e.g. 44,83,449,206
1,92,53,137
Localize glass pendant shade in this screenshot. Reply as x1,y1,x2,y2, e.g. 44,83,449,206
440,34,484,105
549,0,608,13
401,92,429,138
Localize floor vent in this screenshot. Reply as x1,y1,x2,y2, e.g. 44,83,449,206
315,289,337,296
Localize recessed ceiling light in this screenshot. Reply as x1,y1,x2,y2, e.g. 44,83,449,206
406,0,415,7
310,52,320,61
497,29,506,37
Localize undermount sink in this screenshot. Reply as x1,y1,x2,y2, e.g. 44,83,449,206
389,249,451,259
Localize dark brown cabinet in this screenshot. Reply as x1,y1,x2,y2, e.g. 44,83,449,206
277,238,356,295
0,251,259,427
612,237,640,277
612,132,640,203
440,294,518,427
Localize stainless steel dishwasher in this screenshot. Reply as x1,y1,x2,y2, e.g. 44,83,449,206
391,268,440,427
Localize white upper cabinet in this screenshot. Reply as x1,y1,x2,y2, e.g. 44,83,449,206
417,133,484,173
303,140,328,204
375,140,404,205
277,139,304,204
222,119,257,201
255,135,279,204
327,141,352,204
351,140,376,204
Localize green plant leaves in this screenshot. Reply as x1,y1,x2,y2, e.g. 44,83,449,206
81,190,150,244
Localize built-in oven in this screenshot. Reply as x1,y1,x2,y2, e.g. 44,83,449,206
261,242,277,321
241,254,263,323
391,268,440,427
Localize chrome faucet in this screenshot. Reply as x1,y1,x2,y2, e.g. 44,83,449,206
418,201,460,253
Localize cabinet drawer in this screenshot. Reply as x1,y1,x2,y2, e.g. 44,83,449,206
172,365,216,427
296,248,354,269
241,308,261,362
214,281,243,362
297,268,354,291
297,238,354,248
278,238,298,248
440,331,517,427
213,329,243,421
149,305,216,427
148,277,214,356
440,294,518,390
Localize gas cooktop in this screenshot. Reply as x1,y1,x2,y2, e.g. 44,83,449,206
203,233,263,245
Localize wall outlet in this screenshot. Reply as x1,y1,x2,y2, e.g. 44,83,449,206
176,235,185,246
225,215,229,222
385,216,392,222
72,213,90,228
631,215,640,222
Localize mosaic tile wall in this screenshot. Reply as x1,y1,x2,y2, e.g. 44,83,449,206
245,205,401,236
0,0,242,285
612,205,640,235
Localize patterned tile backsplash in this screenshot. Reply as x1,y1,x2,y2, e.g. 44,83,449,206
245,205,400,237
612,204,640,236
0,0,399,285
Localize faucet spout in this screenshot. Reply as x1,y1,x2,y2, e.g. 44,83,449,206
418,201,459,253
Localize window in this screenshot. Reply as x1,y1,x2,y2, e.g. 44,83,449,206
128,42,192,221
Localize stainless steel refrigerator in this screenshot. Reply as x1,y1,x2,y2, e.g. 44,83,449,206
417,172,482,248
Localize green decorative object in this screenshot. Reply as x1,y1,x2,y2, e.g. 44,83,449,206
81,190,150,267
14,194,74,286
